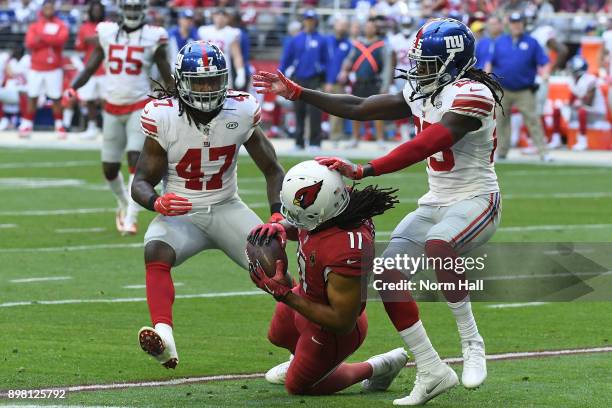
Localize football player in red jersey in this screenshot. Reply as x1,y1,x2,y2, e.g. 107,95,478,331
248,160,408,396
254,18,504,405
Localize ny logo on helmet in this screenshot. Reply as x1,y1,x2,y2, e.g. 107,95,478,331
293,181,323,209
444,35,464,52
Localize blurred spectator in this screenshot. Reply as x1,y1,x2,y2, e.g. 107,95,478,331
20,0,68,138
471,20,487,69
389,15,414,91
0,46,28,130
197,8,246,89
550,55,607,150
372,0,409,17
487,12,550,161
558,0,605,12
169,0,203,7
12,0,42,24
74,0,105,140
524,0,555,20
279,10,327,150
339,17,392,148
324,15,351,146
351,0,376,23
228,9,251,92
474,16,503,70
501,0,528,14
282,20,301,49
168,9,198,65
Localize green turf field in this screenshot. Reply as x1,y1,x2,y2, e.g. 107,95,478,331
1,148,611,407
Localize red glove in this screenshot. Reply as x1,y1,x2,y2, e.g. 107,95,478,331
248,223,287,248
154,193,192,216
252,70,303,101
61,87,78,107
268,212,284,223
249,259,292,300
315,156,364,180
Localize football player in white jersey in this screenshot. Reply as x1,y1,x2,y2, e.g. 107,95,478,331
197,8,246,90
131,42,285,369
551,55,607,151
254,19,503,405
66,0,173,235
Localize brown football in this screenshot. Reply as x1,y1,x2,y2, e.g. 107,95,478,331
246,238,289,279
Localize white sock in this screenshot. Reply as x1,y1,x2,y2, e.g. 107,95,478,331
447,299,482,344
20,118,32,128
87,120,98,130
106,174,129,210
399,320,444,373
62,109,73,128
124,173,140,226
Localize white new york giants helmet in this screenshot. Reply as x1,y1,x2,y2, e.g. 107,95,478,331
280,161,350,231
118,0,148,29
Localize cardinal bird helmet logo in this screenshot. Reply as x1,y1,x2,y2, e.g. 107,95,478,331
293,180,323,209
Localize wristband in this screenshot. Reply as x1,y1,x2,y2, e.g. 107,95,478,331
270,202,282,214
147,194,159,212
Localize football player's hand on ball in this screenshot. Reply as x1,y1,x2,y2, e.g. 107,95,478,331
154,193,192,216
249,259,291,301
248,223,287,248
252,70,302,101
315,156,364,180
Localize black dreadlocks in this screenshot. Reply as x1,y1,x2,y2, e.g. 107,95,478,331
149,78,249,127
326,184,399,231
396,68,504,112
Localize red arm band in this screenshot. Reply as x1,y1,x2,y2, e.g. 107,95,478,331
370,122,455,176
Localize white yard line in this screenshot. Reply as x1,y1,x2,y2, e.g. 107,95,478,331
486,302,550,309
0,347,607,395
0,243,143,253
0,160,98,169
55,227,107,234
0,223,17,228
0,208,115,216
0,178,86,189
0,290,264,308
9,276,72,283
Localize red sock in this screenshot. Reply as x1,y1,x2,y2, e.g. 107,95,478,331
53,111,62,121
578,108,588,135
145,262,174,327
377,268,420,331
425,239,466,303
304,362,373,395
552,107,561,134
22,109,34,121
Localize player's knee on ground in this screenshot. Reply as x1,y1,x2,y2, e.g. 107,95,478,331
144,240,176,265
284,373,311,395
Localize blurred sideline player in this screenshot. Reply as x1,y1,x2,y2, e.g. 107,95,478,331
67,0,173,235
131,42,285,369
197,8,246,90
20,0,69,139
248,160,408,395
550,55,607,151
255,19,502,405
389,16,415,141
0,47,28,131
74,0,106,140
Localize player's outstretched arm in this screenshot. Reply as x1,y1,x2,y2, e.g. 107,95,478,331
317,112,481,179
244,126,285,219
253,70,411,121
70,41,104,91
283,272,362,335
131,137,169,210
153,44,175,91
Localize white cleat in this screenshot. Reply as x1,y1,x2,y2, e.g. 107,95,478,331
138,326,179,369
121,222,138,236
393,364,458,406
265,355,293,385
362,347,408,392
115,207,126,233
461,340,487,389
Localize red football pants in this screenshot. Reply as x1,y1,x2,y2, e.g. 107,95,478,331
267,291,370,395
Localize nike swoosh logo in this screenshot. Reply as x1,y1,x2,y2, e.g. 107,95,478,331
425,376,446,394
311,336,323,346
346,259,358,264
